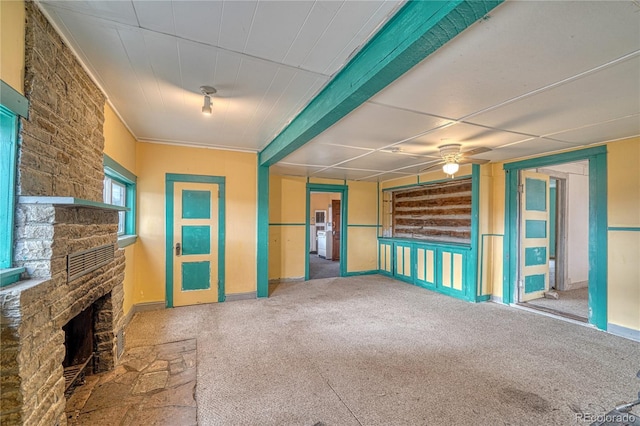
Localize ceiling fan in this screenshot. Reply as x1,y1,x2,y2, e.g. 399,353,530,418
420,143,491,177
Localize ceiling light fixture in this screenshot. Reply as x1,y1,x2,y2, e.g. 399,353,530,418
200,85,216,115
439,143,461,178
442,161,459,177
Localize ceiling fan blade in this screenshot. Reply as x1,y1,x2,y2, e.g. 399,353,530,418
462,147,492,156
418,161,445,173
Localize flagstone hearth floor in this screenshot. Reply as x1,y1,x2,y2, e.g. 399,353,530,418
65,339,197,425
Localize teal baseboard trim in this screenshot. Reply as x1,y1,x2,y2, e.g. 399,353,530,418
0,267,26,288
225,292,257,302
475,294,491,303
490,295,503,304
608,227,640,232
607,323,640,342
344,270,379,277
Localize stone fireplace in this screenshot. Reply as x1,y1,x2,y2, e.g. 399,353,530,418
0,2,126,425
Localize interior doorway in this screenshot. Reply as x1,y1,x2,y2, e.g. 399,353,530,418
517,160,590,322
308,191,341,279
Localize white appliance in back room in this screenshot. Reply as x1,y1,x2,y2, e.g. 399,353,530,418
317,230,327,258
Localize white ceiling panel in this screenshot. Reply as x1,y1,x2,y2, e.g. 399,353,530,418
469,56,640,137
244,1,315,64
402,122,535,156
477,139,577,163
311,167,385,182
133,1,174,35
546,115,640,146
173,1,224,46
308,102,452,150
306,1,400,75
45,1,139,26
218,1,256,53
282,1,344,70
270,163,324,177
282,142,373,167
338,151,430,171
372,0,640,120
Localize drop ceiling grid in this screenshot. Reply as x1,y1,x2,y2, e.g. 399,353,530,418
467,56,640,138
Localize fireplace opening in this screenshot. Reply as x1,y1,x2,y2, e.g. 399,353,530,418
63,305,95,397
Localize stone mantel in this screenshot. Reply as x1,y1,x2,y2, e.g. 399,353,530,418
18,196,128,212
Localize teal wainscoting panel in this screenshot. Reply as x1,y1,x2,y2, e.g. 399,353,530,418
182,261,210,291
525,274,546,293
182,226,211,255
182,190,211,219
525,178,547,211
524,247,547,266
525,220,547,239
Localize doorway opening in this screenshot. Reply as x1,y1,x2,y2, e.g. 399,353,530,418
517,160,590,322
308,191,342,279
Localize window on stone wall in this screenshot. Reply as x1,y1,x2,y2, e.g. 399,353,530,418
103,155,137,247
390,178,472,244
0,105,18,271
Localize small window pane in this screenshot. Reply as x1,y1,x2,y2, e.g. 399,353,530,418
118,211,125,235
111,181,126,206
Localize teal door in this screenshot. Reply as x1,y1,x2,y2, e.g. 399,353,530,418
520,171,550,302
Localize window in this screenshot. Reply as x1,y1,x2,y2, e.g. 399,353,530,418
103,176,126,235
0,105,18,269
0,80,29,287
103,155,137,247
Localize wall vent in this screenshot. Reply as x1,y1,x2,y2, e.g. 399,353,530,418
67,244,115,282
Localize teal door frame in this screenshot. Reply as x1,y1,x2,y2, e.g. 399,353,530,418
306,183,348,279
503,146,608,330
165,173,226,307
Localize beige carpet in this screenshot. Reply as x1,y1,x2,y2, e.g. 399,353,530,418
124,275,639,425
526,287,589,320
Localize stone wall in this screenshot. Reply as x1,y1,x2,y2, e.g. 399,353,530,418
1,205,125,425
0,2,126,425
19,1,105,201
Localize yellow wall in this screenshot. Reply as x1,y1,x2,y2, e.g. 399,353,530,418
135,142,257,302
346,180,378,272
103,103,137,316
0,0,25,94
269,175,306,280
268,175,379,279
607,137,640,330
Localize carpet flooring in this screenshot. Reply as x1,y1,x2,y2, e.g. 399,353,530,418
308,254,340,279
124,275,640,425
526,287,589,320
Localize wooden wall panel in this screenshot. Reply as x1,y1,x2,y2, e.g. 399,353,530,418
392,178,472,244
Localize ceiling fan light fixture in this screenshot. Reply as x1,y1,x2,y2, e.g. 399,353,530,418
442,161,459,177
200,85,216,116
